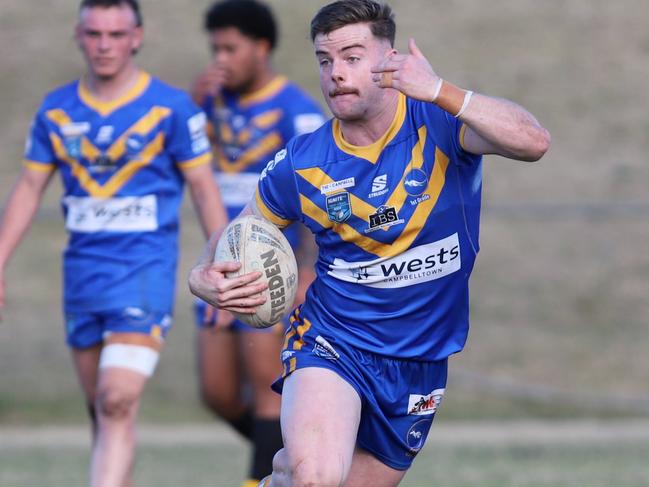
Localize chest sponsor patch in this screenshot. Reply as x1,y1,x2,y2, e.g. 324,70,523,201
328,233,461,288
320,177,355,194
63,195,158,233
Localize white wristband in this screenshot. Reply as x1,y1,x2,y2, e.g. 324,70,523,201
430,78,443,102
454,90,473,118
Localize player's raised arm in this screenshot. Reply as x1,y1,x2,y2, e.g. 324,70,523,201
372,38,551,162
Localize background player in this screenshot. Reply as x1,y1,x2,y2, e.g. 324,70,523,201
190,0,550,485
189,1,324,485
0,1,226,485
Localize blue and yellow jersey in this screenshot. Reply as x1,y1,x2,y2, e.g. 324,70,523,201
202,75,324,231
24,71,211,313
256,93,483,360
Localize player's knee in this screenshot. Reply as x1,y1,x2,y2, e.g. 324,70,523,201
96,388,137,420
283,451,345,487
199,387,241,419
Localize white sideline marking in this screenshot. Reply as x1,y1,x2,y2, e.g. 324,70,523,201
2,420,649,449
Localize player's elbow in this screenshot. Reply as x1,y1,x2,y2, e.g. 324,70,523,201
520,126,551,162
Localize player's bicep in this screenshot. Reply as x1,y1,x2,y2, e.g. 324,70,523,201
461,124,500,156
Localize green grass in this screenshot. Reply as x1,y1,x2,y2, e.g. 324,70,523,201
1,428,648,487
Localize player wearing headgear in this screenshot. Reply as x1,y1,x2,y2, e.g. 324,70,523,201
0,1,226,485
190,0,550,486
190,1,324,485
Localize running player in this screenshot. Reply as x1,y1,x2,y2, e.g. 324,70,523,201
189,0,550,486
190,2,324,485
0,1,226,485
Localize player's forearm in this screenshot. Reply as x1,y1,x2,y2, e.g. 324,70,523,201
454,92,551,162
0,177,45,270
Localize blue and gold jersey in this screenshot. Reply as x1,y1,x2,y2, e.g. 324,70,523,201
24,71,211,313
256,94,482,360
203,75,324,231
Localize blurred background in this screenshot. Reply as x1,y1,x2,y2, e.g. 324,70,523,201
1,1,648,485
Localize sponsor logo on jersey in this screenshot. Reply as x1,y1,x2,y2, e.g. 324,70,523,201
63,195,158,232
406,419,432,454
260,149,287,180
187,112,207,136
320,177,355,194
328,233,461,288
326,192,352,223
90,154,117,174
125,133,146,159
407,389,445,416
95,125,114,144
404,168,428,196
312,335,340,361
365,205,404,233
368,174,389,198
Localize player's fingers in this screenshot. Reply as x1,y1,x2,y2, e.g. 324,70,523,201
374,71,395,88
408,38,425,59
211,260,242,273
218,281,268,302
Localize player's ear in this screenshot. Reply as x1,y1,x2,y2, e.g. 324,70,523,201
255,38,272,59
131,25,144,55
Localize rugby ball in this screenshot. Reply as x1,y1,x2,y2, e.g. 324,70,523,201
214,215,298,328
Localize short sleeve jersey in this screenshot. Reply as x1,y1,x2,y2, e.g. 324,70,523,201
256,94,483,360
202,76,324,226
24,71,212,313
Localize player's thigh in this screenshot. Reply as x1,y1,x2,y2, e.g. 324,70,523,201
197,327,243,401
281,367,361,473
344,448,407,487
239,328,283,388
71,344,103,403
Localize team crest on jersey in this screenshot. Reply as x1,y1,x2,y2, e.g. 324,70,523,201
326,192,351,223
365,205,404,233
61,122,90,159
404,168,428,196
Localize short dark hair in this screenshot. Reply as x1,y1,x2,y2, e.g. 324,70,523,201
79,0,143,27
310,0,395,46
204,0,278,51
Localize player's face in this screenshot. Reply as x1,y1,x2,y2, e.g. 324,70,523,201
76,5,142,80
315,23,394,122
208,27,268,93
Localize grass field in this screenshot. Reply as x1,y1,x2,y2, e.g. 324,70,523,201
1,0,648,485
2,421,649,486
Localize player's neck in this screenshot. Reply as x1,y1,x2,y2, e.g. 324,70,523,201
241,67,276,95
83,63,141,101
339,90,400,147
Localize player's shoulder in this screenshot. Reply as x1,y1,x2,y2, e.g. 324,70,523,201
39,79,80,110
146,75,197,110
286,118,335,168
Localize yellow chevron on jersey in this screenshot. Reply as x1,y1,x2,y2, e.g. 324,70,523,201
24,72,212,313
257,95,484,360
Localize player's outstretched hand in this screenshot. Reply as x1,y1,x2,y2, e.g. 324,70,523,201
188,261,268,315
371,38,441,103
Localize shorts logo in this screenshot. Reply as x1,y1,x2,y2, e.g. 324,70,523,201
312,335,340,361
407,388,445,416
281,350,295,361
404,168,428,196
326,192,351,223
406,419,432,453
365,205,404,233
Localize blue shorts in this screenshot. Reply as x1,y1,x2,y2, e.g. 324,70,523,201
193,298,288,333
273,308,448,470
64,307,173,349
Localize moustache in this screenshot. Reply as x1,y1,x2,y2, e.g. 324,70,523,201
329,88,358,97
